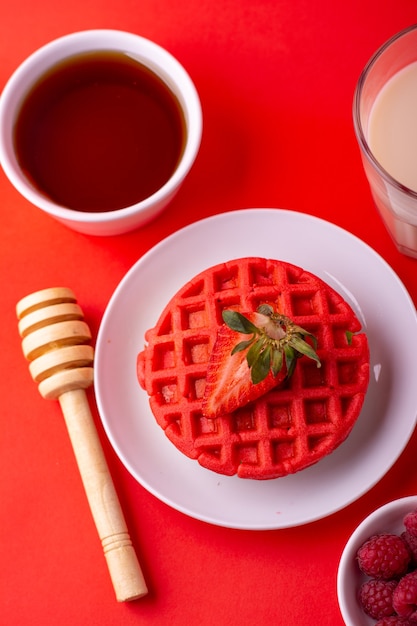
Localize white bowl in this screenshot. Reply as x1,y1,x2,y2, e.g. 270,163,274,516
337,496,417,625
0,29,202,236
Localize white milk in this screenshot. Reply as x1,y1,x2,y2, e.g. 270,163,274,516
367,61,417,255
368,61,417,192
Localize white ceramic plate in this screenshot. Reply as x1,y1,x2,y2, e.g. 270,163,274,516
95,209,417,530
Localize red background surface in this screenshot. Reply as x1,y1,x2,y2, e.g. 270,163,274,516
1,2,417,625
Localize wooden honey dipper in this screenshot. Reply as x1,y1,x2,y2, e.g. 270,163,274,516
16,287,148,602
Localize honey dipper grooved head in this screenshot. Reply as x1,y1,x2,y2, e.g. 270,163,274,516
16,288,94,400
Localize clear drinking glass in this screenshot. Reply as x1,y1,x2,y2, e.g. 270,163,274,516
353,24,417,258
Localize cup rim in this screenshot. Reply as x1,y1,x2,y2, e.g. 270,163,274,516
353,23,417,200
0,29,203,225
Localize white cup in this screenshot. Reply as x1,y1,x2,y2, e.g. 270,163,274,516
0,30,202,236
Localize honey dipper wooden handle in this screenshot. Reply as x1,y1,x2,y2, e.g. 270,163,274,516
16,288,148,602
59,388,147,601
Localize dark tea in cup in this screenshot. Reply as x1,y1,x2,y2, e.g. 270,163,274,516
14,51,186,212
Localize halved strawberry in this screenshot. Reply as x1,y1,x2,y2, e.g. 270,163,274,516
202,304,321,418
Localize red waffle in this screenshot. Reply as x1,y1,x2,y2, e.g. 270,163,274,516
137,258,370,480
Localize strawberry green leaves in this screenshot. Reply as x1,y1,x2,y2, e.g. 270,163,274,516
222,305,321,384
222,309,259,334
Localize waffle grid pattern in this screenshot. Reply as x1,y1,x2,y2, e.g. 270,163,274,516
137,258,369,479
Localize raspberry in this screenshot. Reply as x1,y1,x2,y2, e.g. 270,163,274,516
375,617,417,625
393,570,417,620
404,510,417,538
357,534,411,579
402,531,417,566
359,579,397,619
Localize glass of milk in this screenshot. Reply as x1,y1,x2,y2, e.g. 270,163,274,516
353,24,417,258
